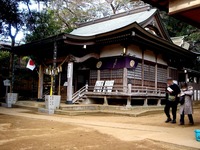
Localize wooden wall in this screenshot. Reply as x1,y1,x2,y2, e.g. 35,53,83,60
88,43,177,90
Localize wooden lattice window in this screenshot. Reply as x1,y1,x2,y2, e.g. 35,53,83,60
144,63,155,81
111,69,123,79
127,63,142,79
157,65,167,83
100,69,123,79
168,67,178,80
100,69,111,79
90,70,97,79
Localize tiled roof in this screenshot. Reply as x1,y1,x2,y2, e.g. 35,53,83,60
70,9,157,36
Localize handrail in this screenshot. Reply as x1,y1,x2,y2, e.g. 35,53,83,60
72,85,87,103
43,90,50,99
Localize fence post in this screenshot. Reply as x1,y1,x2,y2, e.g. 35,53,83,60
146,87,147,94
86,84,88,92
128,84,132,94
126,84,132,108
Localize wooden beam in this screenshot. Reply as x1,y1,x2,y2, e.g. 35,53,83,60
45,53,99,64
155,54,158,89
123,68,128,92
169,0,200,15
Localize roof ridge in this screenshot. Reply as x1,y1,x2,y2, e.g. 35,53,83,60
77,4,151,28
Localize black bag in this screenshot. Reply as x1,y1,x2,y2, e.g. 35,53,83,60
179,95,185,105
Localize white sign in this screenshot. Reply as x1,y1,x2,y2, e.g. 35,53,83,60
93,81,104,92
103,80,114,92
3,79,10,86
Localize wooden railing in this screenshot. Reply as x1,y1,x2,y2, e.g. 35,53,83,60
71,84,166,104
130,86,166,96
86,84,166,97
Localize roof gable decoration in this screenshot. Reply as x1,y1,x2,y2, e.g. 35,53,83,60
171,36,190,50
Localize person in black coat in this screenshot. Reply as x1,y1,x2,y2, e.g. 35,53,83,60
164,78,181,123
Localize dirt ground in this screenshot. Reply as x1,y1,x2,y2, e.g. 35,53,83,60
0,107,200,150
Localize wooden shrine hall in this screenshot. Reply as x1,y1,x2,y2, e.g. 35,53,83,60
13,5,198,106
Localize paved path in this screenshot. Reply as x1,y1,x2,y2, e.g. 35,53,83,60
0,107,200,149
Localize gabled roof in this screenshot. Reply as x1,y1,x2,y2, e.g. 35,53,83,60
13,7,197,61
71,7,156,36
71,5,171,42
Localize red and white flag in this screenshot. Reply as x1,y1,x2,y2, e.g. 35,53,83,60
26,59,36,71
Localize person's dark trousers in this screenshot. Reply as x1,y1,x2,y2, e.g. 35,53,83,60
188,114,194,124
180,111,185,124
171,101,178,121
164,100,171,119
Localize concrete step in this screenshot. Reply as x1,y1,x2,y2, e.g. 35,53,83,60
2,100,200,117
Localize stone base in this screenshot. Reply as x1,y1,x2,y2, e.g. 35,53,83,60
38,108,54,115
1,103,12,108
45,95,61,109
37,98,45,102
7,93,18,104
65,100,73,104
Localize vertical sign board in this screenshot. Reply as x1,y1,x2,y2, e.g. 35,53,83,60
93,81,104,92
103,80,115,93
3,79,10,87
3,79,12,106
45,95,55,110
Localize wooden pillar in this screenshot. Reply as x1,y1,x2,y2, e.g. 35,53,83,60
157,99,161,106
97,70,100,80
141,50,144,87
53,41,57,95
185,73,188,83
143,98,148,106
58,73,61,95
123,68,128,92
126,84,132,107
155,55,158,89
126,97,131,108
37,65,44,101
167,67,170,78
66,62,73,104
9,53,14,93
103,96,108,105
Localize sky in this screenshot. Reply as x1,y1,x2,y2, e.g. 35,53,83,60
16,1,43,43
